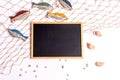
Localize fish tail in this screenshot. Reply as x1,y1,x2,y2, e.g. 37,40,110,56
21,36,28,41
32,2,35,8
24,36,28,39
9,16,14,23
32,2,36,6
9,16,14,19
32,2,35,5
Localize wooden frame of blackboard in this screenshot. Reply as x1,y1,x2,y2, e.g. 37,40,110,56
30,22,83,59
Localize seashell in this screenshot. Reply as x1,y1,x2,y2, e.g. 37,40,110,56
95,61,104,67
93,31,102,37
86,63,88,67
9,10,30,22
28,65,31,67
44,66,47,68
61,65,64,69
35,75,37,78
86,42,95,50
58,0,72,10
32,2,53,10
46,11,68,20
19,74,22,76
33,70,36,72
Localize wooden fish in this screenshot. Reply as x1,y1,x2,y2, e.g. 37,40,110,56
93,31,102,37
87,42,95,50
46,11,68,20
8,28,28,41
32,2,53,10
9,10,30,22
58,0,72,10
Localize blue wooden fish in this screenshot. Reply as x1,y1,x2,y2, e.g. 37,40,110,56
58,0,72,10
8,28,28,41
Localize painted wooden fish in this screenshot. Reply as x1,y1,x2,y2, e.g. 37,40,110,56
7,28,28,41
9,10,30,22
46,11,68,20
58,0,72,10
32,2,53,10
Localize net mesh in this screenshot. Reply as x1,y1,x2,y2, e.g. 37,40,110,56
0,0,120,74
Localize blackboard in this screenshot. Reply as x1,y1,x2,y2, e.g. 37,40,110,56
31,22,83,58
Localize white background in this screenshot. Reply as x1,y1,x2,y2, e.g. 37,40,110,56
0,0,120,80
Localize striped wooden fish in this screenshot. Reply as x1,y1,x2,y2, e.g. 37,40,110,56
9,10,30,23
32,2,53,10
58,0,72,10
46,11,68,20
8,28,28,41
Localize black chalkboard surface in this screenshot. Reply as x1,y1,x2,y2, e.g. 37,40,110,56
31,22,83,58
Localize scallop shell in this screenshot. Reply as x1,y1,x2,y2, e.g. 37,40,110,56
93,31,102,37
87,42,95,50
95,61,104,67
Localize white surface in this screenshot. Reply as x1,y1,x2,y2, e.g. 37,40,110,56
1,28,120,80
0,0,120,80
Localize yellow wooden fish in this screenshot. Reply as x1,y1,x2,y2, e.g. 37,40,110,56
46,11,68,20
